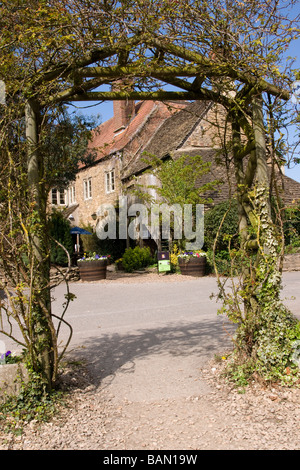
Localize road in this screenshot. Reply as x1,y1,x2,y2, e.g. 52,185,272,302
53,276,221,342
1,271,300,361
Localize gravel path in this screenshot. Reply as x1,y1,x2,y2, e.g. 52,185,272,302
1,271,300,451
1,360,300,451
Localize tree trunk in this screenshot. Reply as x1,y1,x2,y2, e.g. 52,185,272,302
230,114,259,352
252,95,280,279
25,99,56,391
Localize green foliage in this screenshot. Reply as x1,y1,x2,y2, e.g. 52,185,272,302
41,108,99,192
97,237,127,261
1,0,299,395
223,304,300,387
170,243,181,272
136,153,221,206
254,303,300,384
0,369,63,433
122,246,154,272
283,202,300,250
203,200,240,275
80,225,99,254
49,210,73,266
0,351,21,365
205,248,232,275
204,200,239,253
223,357,256,389
222,310,300,388
216,185,300,386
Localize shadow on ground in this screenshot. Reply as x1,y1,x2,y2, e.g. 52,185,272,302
67,318,235,389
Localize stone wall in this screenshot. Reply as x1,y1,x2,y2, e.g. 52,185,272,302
183,103,230,149
50,266,80,284
283,253,300,272
72,155,121,228
0,364,29,402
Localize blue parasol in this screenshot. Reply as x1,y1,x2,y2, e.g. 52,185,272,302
70,226,92,253
70,226,92,235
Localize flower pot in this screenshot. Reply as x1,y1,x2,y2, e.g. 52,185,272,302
78,259,107,281
178,256,206,277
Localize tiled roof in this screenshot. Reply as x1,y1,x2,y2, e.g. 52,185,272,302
121,100,212,179
277,173,300,206
173,148,300,207
79,100,186,169
173,148,231,206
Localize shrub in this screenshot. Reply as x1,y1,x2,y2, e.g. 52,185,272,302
204,200,239,253
205,248,232,275
170,243,180,272
283,203,300,250
122,246,153,272
80,225,99,254
49,210,73,266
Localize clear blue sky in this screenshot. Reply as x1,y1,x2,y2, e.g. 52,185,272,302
283,27,300,183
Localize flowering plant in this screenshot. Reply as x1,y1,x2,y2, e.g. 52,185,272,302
78,252,110,262
177,250,207,260
0,350,19,364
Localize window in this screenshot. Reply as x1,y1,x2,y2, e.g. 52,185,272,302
51,188,66,205
68,185,76,205
59,190,66,205
105,170,115,193
51,188,58,205
84,178,92,200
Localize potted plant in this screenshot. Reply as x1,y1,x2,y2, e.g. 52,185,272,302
77,252,110,281
177,251,207,277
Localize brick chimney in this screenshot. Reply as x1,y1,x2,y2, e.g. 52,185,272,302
112,80,135,133
113,99,135,133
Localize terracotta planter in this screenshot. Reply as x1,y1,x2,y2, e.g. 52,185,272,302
178,256,206,277
78,259,107,281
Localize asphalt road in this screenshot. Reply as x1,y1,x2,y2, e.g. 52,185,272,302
53,276,221,344
1,271,300,360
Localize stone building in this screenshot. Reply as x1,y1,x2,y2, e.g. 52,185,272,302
122,99,300,208
51,99,186,228
50,99,300,252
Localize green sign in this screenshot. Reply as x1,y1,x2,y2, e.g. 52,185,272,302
158,259,171,272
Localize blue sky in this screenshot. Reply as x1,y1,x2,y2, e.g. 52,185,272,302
283,28,300,183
